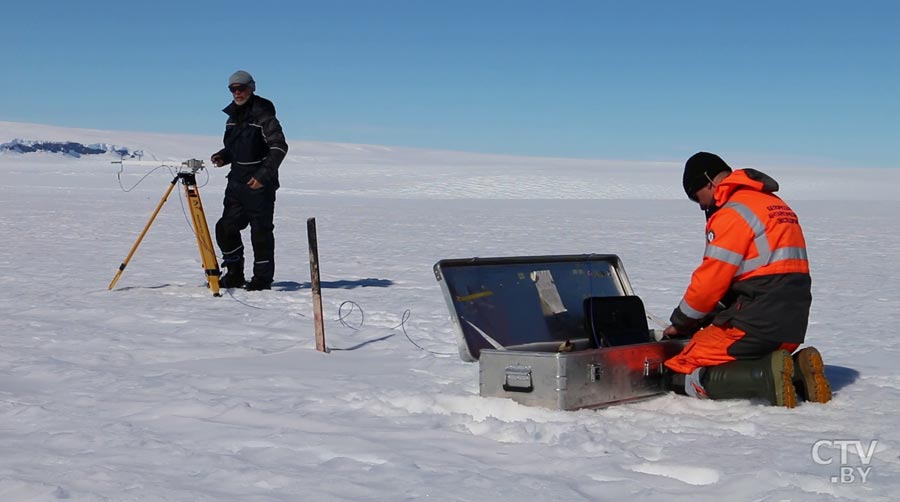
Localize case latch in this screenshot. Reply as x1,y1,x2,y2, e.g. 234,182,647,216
589,363,604,382
503,365,533,393
643,358,664,377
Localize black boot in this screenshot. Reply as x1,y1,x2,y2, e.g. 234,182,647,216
245,276,272,291
664,368,709,398
220,258,245,289
666,372,688,395
221,270,246,288
250,258,274,291
793,346,832,403
701,350,798,408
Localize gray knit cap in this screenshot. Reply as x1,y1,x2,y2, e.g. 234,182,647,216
228,70,256,91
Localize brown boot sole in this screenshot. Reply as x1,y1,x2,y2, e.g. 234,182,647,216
769,350,797,408
795,347,832,404
773,350,798,408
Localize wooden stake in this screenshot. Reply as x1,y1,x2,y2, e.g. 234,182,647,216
307,218,328,353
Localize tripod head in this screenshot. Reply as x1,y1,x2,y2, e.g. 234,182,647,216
112,158,206,173
180,159,206,174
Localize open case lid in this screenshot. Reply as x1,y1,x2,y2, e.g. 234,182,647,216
434,254,635,361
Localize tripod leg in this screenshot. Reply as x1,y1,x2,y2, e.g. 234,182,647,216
184,182,222,296
109,178,178,290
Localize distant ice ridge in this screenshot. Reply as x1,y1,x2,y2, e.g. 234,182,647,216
0,138,141,158
1,120,898,200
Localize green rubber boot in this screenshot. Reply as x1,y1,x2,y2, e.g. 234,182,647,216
793,346,832,404
701,350,798,408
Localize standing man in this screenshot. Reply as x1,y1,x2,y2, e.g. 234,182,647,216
211,70,288,291
663,152,831,407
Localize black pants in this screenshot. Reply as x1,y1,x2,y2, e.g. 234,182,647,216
215,179,276,281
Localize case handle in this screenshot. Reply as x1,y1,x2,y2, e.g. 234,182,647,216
503,366,534,393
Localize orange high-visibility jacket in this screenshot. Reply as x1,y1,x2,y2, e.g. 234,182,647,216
670,169,812,343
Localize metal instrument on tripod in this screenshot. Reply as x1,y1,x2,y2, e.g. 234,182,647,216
108,159,222,296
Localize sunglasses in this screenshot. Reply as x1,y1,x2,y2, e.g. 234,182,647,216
228,84,250,93
688,181,707,202
687,171,715,203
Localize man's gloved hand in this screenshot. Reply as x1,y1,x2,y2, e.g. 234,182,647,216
662,324,693,339
210,153,225,167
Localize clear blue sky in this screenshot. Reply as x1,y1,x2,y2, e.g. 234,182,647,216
4,0,898,167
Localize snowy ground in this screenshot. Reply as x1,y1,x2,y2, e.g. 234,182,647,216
1,121,899,501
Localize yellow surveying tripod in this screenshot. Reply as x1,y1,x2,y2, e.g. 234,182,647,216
108,159,222,296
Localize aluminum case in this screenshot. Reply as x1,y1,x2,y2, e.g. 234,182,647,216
434,254,685,410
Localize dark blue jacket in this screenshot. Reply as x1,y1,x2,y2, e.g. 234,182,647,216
215,95,288,189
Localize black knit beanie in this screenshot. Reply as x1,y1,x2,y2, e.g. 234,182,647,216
682,152,732,199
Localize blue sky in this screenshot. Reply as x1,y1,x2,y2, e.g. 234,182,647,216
4,0,898,167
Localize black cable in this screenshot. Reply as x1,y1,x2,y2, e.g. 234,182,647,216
336,300,364,330
390,308,455,356
223,288,308,316
116,163,168,192
225,288,266,309
332,301,455,356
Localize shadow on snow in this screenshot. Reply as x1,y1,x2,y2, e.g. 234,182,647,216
824,365,859,393
273,278,394,291
329,333,398,352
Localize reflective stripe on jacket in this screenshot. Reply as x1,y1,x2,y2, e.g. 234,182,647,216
671,169,812,343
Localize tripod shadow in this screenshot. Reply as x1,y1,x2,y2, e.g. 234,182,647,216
329,333,397,352
114,283,175,291
273,278,394,291
825,365,859,392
